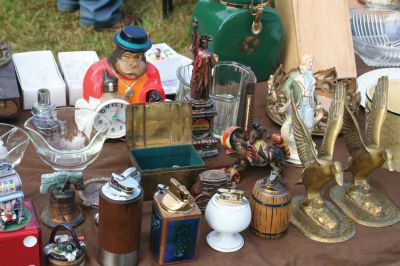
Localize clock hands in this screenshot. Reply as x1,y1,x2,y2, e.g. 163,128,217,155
112,104,125,124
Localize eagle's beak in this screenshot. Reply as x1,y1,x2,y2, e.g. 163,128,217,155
385,149,395,172
386,159,395,172
333,161,344,186
335,172,344,186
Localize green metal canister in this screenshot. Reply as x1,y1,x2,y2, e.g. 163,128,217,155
192,0,283,81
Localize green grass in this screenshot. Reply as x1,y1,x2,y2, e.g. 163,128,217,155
0,0,196,58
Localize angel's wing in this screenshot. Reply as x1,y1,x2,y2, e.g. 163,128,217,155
365,76,388,147
342,102,367,156
290,87,319,168
319,82,346,159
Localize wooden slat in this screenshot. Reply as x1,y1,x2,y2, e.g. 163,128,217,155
275,0,357,78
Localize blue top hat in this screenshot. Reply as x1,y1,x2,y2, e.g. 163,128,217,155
113,26,152,52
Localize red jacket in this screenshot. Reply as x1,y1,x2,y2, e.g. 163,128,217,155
83,59,165,103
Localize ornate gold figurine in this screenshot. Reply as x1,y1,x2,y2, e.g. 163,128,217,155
265,65,360,136
330,76,400,227
290,83,356,243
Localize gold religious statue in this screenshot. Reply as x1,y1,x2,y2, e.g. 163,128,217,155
290,82,356,243
330,76,400,227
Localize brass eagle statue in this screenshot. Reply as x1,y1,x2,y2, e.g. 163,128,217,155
290,82,345,231
344,76,393,213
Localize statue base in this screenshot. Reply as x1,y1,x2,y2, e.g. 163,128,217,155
192,99,218,158
290,196,355,243
330,183,400,227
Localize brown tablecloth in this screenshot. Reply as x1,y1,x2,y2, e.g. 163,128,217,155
12,55,400,266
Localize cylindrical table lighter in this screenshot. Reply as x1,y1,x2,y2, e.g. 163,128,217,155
98,169,143,266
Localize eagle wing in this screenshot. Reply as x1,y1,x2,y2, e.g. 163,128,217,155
342,101,367,156
365,76,388,147
290,86,319,168
319,82,346,159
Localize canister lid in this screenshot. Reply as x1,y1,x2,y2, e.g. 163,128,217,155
257,179,289,196
159,178,195,213
214,188,247,206
101,168,142,201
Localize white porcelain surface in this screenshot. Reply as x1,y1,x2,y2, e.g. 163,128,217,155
205,194,251,252
357,68,400,107
206,231,244,253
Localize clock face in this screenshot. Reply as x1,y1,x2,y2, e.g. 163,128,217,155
94,100,127,139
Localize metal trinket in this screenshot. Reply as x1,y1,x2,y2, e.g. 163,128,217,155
98,168,143,266
44,224,86,266
189,19,219,158
221,123,290,184
330,76,400,227
289,82,356,243
126,102,205,200
151,178,201,264
215,188,245,205
265,64,360,136
160,178,195,213
191,169,236,212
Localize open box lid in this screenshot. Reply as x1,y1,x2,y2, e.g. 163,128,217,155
126,102,193,149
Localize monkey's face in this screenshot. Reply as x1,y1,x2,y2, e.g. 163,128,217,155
115,51,147,79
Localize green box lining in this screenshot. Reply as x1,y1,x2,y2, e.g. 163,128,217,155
130,144,205,171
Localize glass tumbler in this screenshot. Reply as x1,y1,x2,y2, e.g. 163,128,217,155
176,63,193,101
210,61,256,138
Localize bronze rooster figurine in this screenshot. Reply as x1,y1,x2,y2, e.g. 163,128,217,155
330,76,400,227
290,82,356,242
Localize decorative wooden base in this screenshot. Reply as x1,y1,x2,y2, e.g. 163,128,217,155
290,196,356,243
330,183,400,227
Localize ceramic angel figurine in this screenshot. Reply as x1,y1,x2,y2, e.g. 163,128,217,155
280,54,322,165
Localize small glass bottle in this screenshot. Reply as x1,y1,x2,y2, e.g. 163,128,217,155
31,88,58,132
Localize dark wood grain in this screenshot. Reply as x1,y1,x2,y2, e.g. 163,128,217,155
98,191,143,254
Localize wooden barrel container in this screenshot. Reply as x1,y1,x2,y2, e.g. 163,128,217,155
250,179,291,239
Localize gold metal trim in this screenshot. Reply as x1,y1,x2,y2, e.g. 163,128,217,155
290,196,356,243
161,178,195,213
219,0,268,9
330,183,400,227
265,65,360,136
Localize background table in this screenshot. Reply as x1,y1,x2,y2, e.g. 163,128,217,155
13,56,400,265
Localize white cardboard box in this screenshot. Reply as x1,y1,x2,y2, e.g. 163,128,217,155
58,51,99,106
12,51,67,110
145,43,192,95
